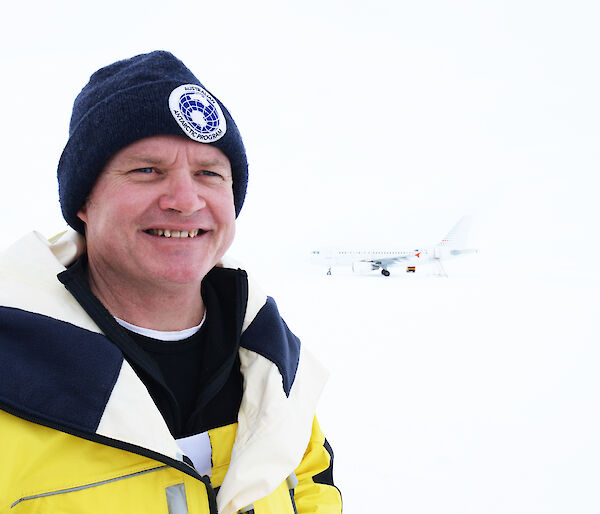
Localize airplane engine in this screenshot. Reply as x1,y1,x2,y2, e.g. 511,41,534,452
352,261,378,273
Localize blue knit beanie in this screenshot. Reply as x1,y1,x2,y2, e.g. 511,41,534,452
57,51,248,234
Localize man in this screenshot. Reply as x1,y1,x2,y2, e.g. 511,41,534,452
0,51,341,513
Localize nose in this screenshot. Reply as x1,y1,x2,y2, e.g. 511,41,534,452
158,173,207,216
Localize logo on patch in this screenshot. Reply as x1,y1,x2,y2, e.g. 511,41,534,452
169,84,227,142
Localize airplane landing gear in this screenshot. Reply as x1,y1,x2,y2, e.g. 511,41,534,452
381,269,390,277
433,259,447,277
327,267,332,276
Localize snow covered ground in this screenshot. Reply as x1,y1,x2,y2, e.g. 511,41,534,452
233,251,599,514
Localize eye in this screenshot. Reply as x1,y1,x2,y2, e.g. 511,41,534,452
199,170,225,180
131,167,155,174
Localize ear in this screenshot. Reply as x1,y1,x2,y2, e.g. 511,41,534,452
77,204,89,224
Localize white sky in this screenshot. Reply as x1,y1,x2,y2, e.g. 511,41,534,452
1,1,599,512
2,0,599,272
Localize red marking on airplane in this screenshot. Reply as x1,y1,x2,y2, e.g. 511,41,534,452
415,252,421,258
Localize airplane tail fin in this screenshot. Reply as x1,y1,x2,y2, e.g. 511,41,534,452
439,216,471,248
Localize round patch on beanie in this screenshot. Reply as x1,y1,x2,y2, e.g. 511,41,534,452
169,84,227,142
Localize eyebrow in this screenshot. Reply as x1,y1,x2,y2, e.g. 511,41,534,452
123,154,231,169
123,155,163,165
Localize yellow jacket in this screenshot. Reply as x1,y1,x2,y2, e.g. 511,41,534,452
0,231,342,513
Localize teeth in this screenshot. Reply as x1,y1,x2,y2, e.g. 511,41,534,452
147,228,203,238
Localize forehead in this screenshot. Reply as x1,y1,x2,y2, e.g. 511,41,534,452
105,134,231,169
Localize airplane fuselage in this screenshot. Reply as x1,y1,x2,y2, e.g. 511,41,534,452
310,216,476,276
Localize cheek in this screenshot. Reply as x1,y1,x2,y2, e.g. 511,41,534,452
220,209,236,242
224,219,236,247
213,189,236,222
213,195,236,244
89,184,147,222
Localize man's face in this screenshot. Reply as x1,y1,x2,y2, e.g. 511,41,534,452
77,135,236,290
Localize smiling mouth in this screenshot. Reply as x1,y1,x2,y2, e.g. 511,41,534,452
144,229,206,238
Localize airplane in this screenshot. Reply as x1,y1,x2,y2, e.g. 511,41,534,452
310,216,477,277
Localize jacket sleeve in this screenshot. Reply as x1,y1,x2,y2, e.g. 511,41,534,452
293,417,342,513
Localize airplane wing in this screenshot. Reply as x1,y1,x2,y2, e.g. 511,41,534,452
351,254,416,276
365,254,412,267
